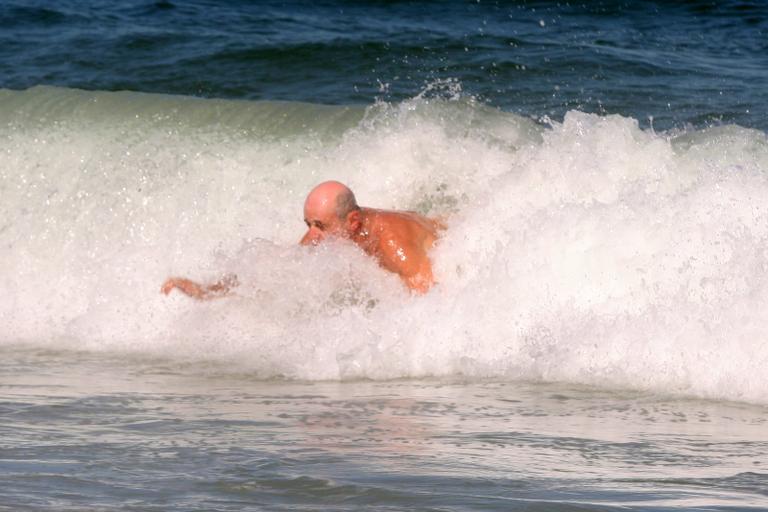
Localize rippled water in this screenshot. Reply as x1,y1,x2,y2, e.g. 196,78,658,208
2,348,767,511
1,0,767,130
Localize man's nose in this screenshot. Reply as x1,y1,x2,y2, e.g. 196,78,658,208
300,227,324,246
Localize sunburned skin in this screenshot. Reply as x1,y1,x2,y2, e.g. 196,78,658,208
161,180,443,299
299,181,442,293
347,209,441,293
160,274,238,300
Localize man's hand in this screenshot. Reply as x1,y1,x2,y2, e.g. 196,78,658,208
161,278,180,295
161,275,238,300
161,277,206,298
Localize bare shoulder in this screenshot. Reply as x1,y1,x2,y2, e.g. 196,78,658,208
369,209,442,238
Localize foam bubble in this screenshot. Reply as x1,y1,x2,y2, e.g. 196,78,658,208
2,87,768,404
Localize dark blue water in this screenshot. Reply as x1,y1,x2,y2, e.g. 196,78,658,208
1,0,767,130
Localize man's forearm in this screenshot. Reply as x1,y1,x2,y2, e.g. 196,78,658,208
161,275,239,300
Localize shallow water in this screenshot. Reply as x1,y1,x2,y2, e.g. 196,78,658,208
1,348,767,511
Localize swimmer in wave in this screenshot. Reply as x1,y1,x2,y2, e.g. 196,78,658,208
161,180,443,298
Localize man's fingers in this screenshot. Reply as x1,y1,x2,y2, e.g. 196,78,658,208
161,279,175,295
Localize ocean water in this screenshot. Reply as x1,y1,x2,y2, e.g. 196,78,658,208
2,1,768,510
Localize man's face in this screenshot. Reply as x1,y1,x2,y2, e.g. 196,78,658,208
300,204,346,246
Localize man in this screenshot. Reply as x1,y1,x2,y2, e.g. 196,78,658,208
161,181,443,299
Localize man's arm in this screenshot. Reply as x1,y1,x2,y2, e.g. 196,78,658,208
161,274,239,300
377,233,435,294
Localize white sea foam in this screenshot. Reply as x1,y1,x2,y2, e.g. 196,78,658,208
2,86,768,403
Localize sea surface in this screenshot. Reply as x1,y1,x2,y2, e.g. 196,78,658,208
2,1,768,510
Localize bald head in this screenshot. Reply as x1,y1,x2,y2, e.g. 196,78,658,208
304,181,359,221
300,181,361,245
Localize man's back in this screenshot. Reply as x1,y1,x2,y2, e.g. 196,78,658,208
162,181,445,299
353,208,442,293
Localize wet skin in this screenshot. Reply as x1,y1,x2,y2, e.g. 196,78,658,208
160,274,238,300
162,181,443,299
301,207,441,293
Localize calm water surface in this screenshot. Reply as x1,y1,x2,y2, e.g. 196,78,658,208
2,348,767,511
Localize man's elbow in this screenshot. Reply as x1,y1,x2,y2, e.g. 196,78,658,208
402,268,434,294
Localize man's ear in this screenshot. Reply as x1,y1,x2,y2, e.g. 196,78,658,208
346,209,361,232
